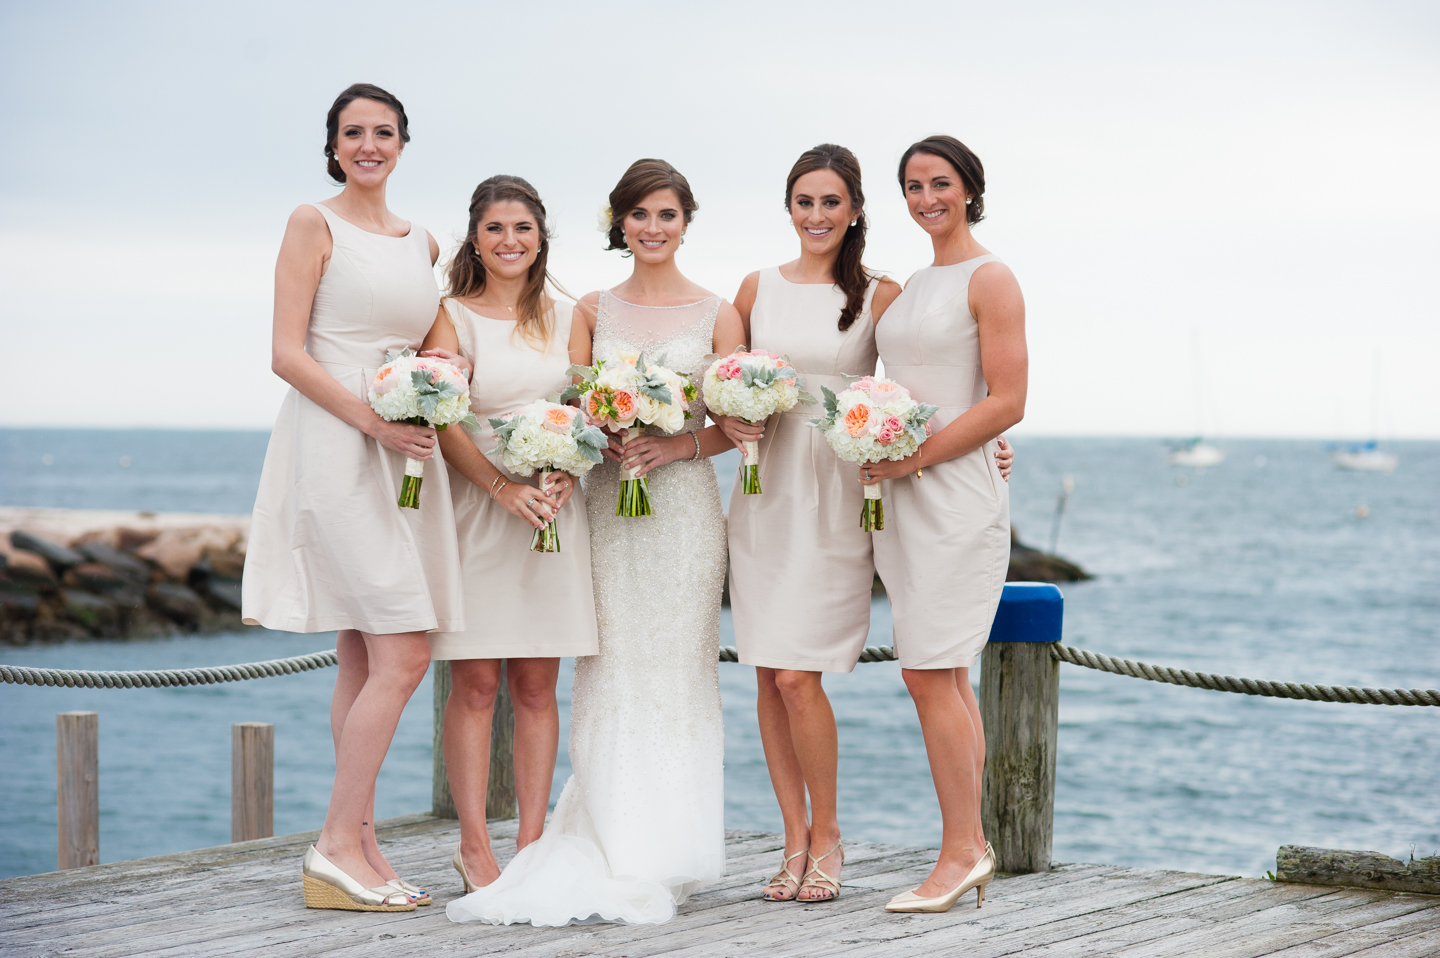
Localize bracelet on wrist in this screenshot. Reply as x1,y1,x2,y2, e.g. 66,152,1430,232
690,432,702,461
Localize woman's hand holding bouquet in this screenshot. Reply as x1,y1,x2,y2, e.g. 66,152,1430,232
368,348,479,508
562,349,696,517
702,349,814,494
488,401,608,552
809,376,937,531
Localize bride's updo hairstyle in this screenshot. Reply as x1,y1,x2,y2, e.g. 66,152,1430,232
324,83,411,183
896,135,986,226
786,144,870,332
447,175,563,349
604,159,699,255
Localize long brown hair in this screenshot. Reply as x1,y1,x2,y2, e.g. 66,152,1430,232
604,159,699,254
785,144,871,332
446,175,562,349
324,83,410,184
897,135,986,226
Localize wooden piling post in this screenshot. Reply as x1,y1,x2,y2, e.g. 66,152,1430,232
57,711,99,870
432,660,517,820
980,582,1063,874
432,661,456,819
231,723,274,842
487,663,517,820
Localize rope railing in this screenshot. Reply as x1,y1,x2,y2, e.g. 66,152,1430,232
3,643,1436,705
0,650,338,689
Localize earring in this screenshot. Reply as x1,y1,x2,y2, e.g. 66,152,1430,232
966,198,973,205
680,235,686,245
850,219,858,227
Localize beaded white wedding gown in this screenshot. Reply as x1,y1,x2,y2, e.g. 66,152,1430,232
447,290,727,927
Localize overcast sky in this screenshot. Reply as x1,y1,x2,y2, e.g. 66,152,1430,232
2,1,1436,436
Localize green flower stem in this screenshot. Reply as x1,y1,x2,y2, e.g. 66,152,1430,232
861,497,884,531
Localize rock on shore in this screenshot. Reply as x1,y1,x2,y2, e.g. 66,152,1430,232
0,508,251,645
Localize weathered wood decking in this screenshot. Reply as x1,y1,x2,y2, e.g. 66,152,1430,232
3,815,1438,957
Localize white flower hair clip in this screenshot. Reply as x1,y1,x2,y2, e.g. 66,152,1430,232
597,205,614,232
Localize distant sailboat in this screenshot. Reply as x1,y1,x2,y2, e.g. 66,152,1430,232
1331,441,1397,473
1167,437,1226,467
1167,331,1224,468
1331,349,1398,474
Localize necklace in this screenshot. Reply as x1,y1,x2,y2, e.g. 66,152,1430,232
472,296,517,313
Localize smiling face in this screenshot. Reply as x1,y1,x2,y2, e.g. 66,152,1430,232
473,200,540,280
619,188,686,263
789,168,857,258
903,152,972,238
331,98,404,187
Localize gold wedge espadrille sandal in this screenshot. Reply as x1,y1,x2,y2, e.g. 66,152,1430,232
301,845,416,912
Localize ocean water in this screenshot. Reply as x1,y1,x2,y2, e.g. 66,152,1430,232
1,428,1436,882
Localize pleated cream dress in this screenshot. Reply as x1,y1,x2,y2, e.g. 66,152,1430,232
241,203,464,635
729,268,880,672
428,300,598,661
872,255,1010,670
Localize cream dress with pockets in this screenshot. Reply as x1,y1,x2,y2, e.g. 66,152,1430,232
428,300,598,661
729,267,880,672
871,255,1010,670
242,203,464,635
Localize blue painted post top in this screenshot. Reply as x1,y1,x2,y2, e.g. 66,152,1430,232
988,582,1064,643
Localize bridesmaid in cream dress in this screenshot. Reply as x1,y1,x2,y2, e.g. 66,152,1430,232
864,135,1028,914
418,176,598,893
241,84,462,912
722,145,1011,903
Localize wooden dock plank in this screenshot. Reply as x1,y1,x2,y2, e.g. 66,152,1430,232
2,814,1435,958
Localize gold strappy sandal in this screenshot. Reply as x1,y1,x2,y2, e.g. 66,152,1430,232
761,847,808,902
798,839,844,902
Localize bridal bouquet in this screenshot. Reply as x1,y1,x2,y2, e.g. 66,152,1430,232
369,348,479,508
702,349,814,495
562,349,696,517
810,376,937,531
488,401,609,552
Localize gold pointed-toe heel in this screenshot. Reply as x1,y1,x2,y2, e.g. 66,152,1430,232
453,848,478,894
302,846,416,912
387,878,431,905
885,842,995,913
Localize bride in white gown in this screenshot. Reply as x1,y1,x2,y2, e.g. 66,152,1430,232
448,159,748,926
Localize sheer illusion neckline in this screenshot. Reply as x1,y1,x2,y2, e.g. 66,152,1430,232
606,289,717,309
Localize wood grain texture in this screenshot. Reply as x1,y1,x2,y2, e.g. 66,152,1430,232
1277,846,1440,895
230,722,274,843
980,641,1059,874
3,816,1435,957
56,711,99,870
487,661,517,820
430,661,454,819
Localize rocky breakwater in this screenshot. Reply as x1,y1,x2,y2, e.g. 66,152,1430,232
0,508,251,645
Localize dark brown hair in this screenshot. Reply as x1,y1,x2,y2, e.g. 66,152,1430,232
604,159,698,254
324,83,411,184
446,175,562,349
897,135,985,226
786,144,871,332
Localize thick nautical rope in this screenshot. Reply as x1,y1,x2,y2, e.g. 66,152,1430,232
1048,643,1440,706
0,650,338,689
5,643,1435,705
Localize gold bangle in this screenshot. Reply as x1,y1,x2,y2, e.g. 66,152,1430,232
491,477,509,499
690,432,702,461
916,445,923,479
489,474,504,497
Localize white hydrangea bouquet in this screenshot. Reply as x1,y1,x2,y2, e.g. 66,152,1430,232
368,348,479,509
561,348,697,517
809,376,938,531
702,349,814,495
488,401,609,552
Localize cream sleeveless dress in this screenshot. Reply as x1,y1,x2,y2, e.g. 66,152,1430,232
729,268,880,672
872,256,1010,669
428,300,598,661
241,203,463,635
448,290,726,927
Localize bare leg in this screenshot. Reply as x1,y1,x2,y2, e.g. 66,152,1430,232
315,631,432,889
754,668,812,900
903,666,987,897
328,630,401,882
769,669,843,900
445,658,503,887
505,658,562,852
959,673,985,813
